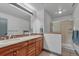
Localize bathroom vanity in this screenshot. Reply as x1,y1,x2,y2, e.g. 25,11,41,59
0,35,43,56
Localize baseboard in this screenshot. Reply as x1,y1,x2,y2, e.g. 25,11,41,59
43,49,62,56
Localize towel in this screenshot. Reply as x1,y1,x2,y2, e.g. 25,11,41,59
72,30,79,45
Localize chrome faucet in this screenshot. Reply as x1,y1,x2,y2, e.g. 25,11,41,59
9,35,16,39
8,35,12,39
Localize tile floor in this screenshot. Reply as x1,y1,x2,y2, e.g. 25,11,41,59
39,51,57,56
39,48,78,56
62,48,77,56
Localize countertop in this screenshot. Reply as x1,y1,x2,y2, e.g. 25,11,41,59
0,35,42,48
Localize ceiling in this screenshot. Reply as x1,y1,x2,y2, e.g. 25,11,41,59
0,3,77,20
0,3,31,21
30,3,77,18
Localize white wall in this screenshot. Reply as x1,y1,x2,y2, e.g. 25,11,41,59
31,10,44,33
0,12,30,35
73,4,79,30
32,19,41,33
31,10,52,33
37,10,44,29
44,11,52,33
52,21,61,33
52,15,73,33
53,15,73,22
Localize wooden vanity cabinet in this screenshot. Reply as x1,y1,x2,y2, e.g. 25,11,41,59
27,37,43,56
5,52,14,56
0,41,28,56
13,41,28,56
35,37,43,55
15,47,28,56
39,38,43,52
0,49,14,56
27,39,36,56
0,37,43,56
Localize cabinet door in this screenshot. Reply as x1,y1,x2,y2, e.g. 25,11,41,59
36,38,43,55
36,41,40,55
1,49,14,56
14,46,28,56
13,41,28,56
4,52,14,56
39,39,43,52
27,39,36,56
27,44,35,56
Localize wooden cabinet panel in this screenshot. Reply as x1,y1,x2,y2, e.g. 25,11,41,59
27,51,35,56
5,52,14,56
0,37,43,56
27,40,36,56
35,37,43,55
0,50,14,56
15,47,28,56
14,42,28,56
39,39,43,52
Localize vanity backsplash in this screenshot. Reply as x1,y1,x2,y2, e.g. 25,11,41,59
0,34,29,40
0,33,43,40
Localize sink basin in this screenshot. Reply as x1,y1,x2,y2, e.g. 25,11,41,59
0,38,20,44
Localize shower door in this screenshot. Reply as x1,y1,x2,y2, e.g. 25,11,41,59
60,20,73,45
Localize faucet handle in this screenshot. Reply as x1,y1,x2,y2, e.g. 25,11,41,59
13,35,16,39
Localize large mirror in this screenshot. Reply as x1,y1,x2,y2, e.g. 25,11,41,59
0,3,32,35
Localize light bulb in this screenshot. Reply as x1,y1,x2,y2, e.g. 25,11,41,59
58,11,62,14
